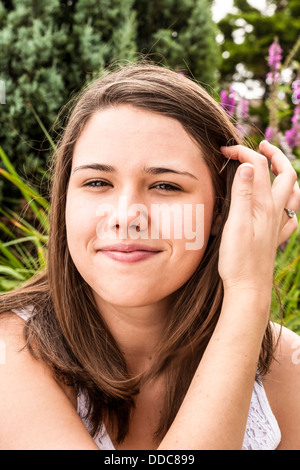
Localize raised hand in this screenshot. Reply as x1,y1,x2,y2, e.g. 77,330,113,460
218,140,299,294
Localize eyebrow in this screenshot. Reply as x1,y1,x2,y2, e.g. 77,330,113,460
143,166,198,180
73,163,115,174
72,163,198,180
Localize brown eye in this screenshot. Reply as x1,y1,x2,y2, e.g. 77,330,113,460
83,180,112,188
152,183,182,191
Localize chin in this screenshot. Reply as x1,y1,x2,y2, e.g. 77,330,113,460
94,287,169,309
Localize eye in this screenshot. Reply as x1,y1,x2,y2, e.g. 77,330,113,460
83,179,112,189
152,182,182,192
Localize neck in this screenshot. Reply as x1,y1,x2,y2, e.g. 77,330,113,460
94,294,172,376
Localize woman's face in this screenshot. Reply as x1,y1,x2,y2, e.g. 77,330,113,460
66,105,216,308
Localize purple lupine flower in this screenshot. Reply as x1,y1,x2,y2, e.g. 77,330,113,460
268,39,282,71
278,133,296,161
291,106,300,125
236,123,249,138
220,87,236,116
285,128,299,148
265,126,278,142
236,98,249,120
292,79,300,104
285,104,300,148
267,38,282,83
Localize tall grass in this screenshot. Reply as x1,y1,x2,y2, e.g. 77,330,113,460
0,145,49,292
272,224,300,334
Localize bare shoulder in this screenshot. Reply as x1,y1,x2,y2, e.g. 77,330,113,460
0,312,34,363
263,322,300,450
0,312,98,450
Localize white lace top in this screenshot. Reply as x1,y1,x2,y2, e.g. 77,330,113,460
13,308,281,450
77,380,281,450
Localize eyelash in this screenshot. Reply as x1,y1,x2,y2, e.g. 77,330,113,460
152,183,182,192
83,180,182,192
83,180,111,188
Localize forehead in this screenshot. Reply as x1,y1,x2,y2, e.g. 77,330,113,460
72,105,206,173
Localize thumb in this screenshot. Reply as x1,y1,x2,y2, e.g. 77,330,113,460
229,163,254,218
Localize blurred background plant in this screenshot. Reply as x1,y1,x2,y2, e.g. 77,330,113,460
0,142,49,292
0,0,299,332
219,31,300,333
0,0,219,205
272,226,300,335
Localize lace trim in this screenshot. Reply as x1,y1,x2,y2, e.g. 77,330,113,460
242,381,281,450
78,380,281,450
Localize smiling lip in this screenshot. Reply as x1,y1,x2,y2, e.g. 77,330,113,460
98,244,163,263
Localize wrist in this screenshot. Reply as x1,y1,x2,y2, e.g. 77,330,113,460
223,285,272,307
220,287,271,334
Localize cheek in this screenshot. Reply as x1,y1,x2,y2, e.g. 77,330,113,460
172,199,213,252
169,238,208,287
65,194,97,255
150,199,213,248
167,202,214,289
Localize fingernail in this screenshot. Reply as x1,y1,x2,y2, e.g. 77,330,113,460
240,164,254,180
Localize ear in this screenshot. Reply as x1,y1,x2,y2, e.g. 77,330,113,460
210,214,222,237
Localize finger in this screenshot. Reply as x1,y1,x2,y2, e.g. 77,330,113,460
259,140,291,168
278,179,299,243
258,141,298,209
271,169,298,213
278,216,298,246
220,144,272,204
221,144,268,165
221,141,291,172
221,142,298,213
279,208,298,241
283,180,300,216
228,163,255,226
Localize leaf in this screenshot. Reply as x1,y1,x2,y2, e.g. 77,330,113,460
0,266,25,280
0,167,50,212
27,102,57,152
0,240,24,269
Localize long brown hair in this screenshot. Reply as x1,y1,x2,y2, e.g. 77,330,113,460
0,64,276,444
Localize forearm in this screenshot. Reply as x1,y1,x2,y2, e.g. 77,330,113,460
159,142,299,450
159,289,271,450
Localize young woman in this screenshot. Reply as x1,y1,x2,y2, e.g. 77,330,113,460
0,64,299,450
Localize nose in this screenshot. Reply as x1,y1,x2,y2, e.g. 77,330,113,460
97,195,149,240
114,196,149,239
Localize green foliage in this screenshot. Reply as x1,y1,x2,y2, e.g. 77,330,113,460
0,0,137,204
218,0,300,84
0,144,49,292
217,2,300,333
72,0,137,75
134,0,220,86
271,225,300,334
0,0,221,206
0,0,222,292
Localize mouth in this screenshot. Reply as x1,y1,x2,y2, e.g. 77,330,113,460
97,244,163,263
